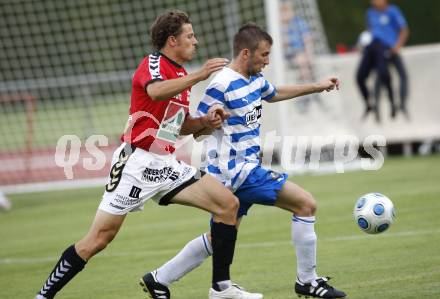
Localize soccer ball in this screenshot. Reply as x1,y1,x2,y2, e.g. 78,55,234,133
358,30,373,47
353,193,395,234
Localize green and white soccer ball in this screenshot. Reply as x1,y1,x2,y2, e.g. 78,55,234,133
353,193,395,234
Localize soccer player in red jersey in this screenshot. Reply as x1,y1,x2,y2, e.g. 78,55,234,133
35,10,260,299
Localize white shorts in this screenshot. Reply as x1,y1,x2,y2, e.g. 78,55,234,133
99,143,198,215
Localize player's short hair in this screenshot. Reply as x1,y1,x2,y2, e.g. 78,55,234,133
233,23,273,57
150,10,191,51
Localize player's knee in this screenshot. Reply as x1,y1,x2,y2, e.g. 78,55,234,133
301,191,317,216
217,193,239,219
225,194,239,215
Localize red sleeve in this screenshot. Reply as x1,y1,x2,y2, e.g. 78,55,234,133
141,54,170,89
137,68,153,88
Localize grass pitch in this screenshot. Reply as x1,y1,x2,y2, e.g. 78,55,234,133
0,95,128,151
1,155,440,298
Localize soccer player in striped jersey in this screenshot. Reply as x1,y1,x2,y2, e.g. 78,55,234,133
34,11,262,299
143,23,347,299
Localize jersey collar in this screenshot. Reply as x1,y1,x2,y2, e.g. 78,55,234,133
155,51,182,68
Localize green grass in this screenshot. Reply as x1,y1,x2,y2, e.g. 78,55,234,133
1,155,440,298
0,95,129,151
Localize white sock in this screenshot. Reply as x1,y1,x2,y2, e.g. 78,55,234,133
155,233,212,286
291,215,318,283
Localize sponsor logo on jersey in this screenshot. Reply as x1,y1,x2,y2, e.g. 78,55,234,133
156,101,188,143
379,14,390,25
142,166,180,183
245,104,262,125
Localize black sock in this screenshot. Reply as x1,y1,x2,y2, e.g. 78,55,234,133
37,245,87,298
211,222,237,291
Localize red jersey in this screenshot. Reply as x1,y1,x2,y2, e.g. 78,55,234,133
123,52,191,154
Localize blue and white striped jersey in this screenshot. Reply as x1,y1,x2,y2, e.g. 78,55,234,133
196,67,276,191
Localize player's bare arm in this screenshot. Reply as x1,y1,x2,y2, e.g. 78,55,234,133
269,77,340,102
192,105,230,139
180,115,210,136
391,27,409,53
181,105,230,137
146,58,229,101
